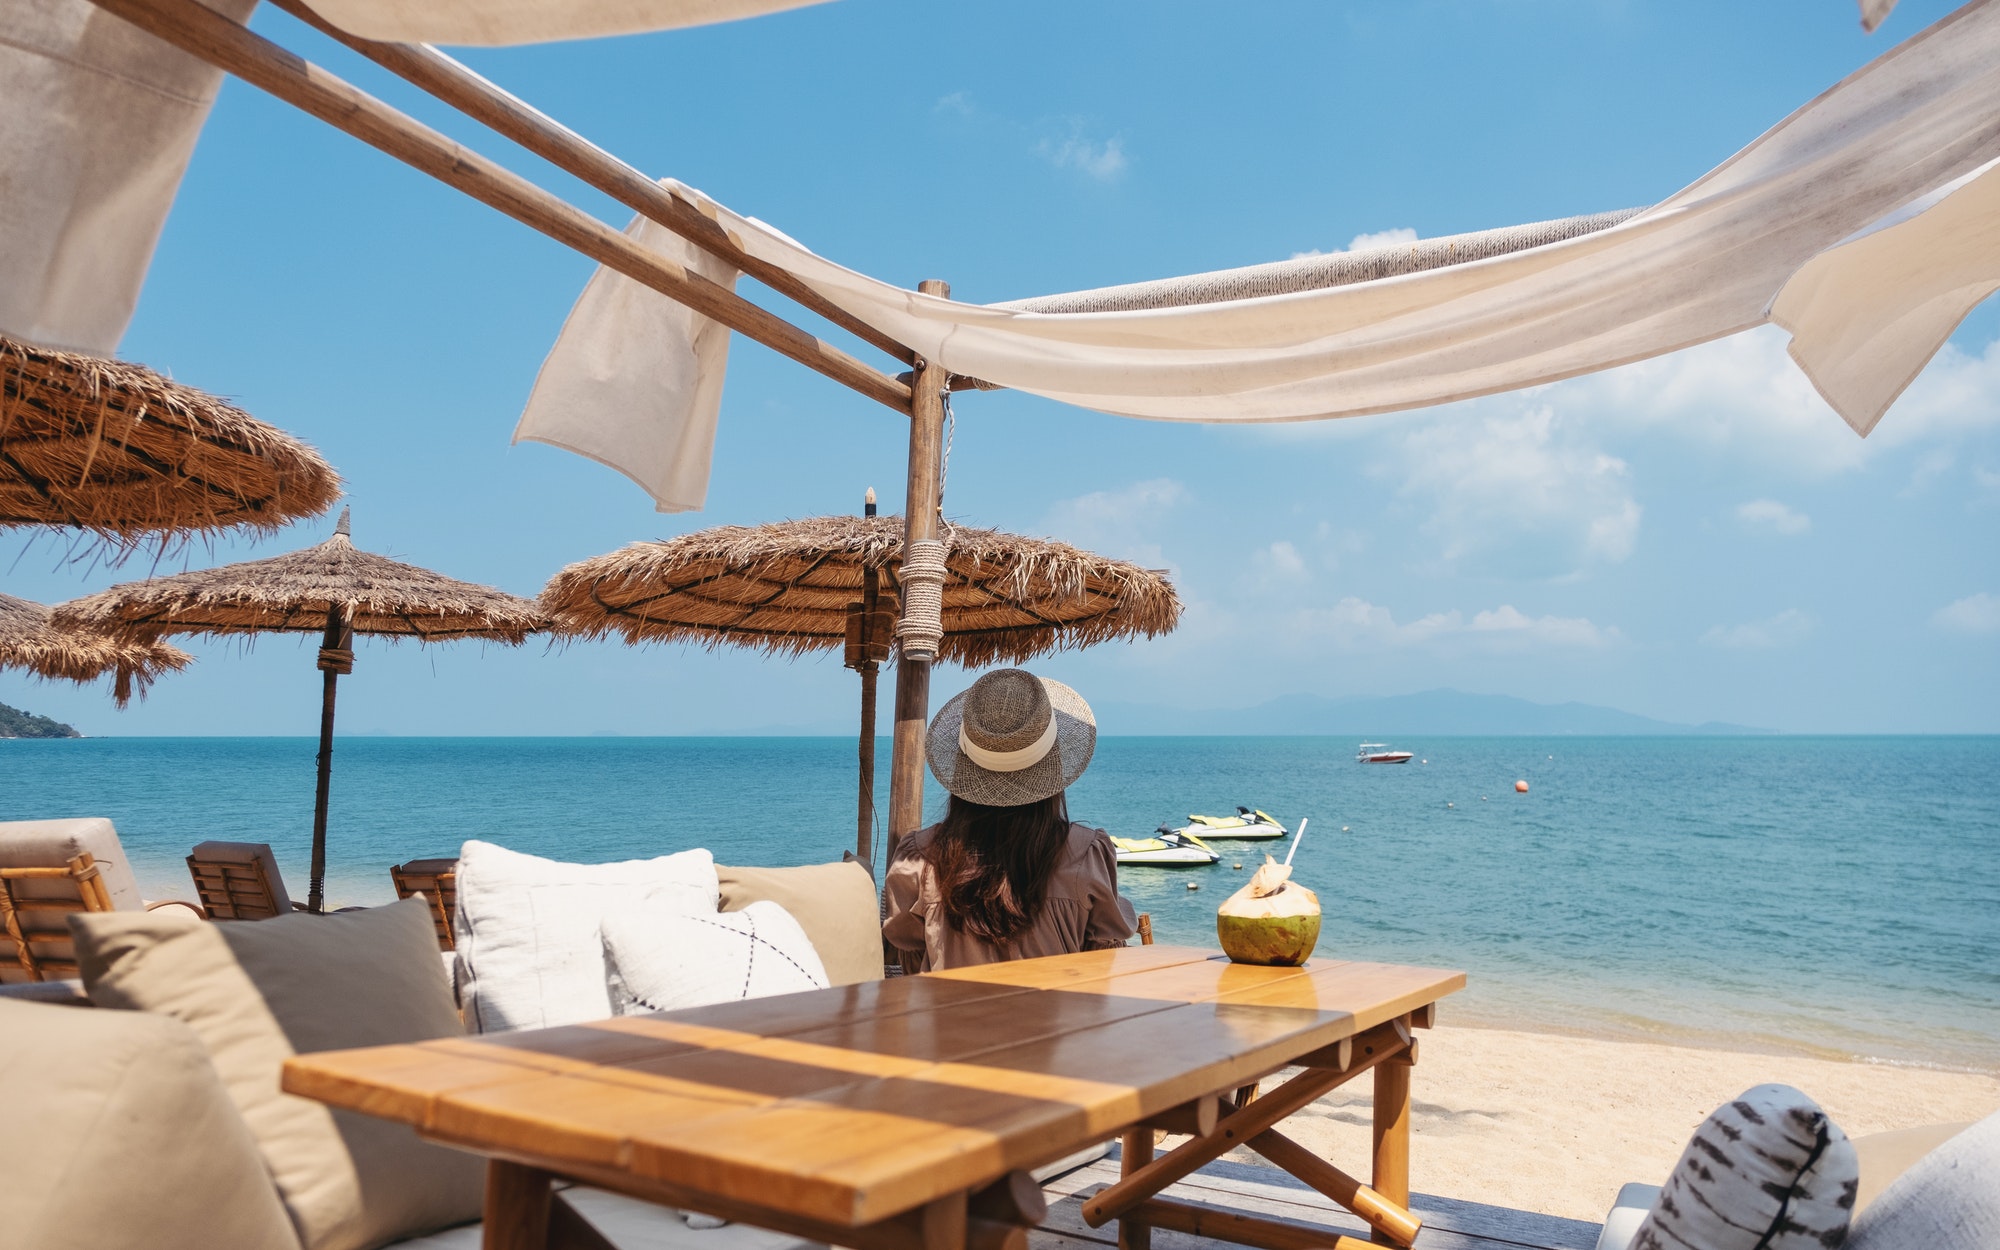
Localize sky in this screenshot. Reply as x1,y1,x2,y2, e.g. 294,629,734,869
5,0,1998,736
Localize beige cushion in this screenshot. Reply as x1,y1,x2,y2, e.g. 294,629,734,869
0,816,144,981
191,839,296,913
716,861,882,987
0,999,300,1250
71,898,483,1250
1852,1121,1975,1213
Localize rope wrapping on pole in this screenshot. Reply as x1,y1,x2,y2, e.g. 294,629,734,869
896,538,948,662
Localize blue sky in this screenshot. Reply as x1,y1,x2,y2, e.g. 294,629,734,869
6,0,1998,735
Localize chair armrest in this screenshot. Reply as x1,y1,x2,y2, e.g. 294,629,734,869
143,899,208,918
1594,1183,1661,1250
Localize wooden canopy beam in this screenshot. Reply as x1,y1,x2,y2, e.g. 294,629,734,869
262,0,918,369
83,0,912,415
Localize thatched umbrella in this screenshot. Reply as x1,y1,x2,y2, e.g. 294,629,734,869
0,592,191,707
55,509,547,910
1,335,341,555
539,504,1181,864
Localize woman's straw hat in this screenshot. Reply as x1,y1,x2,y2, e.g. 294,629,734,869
926,668,1096,806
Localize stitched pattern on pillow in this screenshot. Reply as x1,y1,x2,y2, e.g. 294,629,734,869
603,900,829,1015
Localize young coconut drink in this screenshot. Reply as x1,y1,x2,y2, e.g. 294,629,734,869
1216,855,1321,965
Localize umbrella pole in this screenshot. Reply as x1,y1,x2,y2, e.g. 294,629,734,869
887,280,951,868
310,604,354,914
857,663,877,865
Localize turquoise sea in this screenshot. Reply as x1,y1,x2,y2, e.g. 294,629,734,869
4,735,1995,1072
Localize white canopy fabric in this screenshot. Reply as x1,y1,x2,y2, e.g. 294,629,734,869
514,206,736,513
0,0,256,354
530,0,2000,509
298,0,829,46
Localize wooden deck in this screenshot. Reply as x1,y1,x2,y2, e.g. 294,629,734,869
1032,1148,1602,1250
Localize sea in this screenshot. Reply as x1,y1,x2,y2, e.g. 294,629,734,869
4,734,1995,1073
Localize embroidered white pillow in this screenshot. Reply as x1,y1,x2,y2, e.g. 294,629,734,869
603,900,829,1015
1632,1084,1858,1250
453,840,718,1033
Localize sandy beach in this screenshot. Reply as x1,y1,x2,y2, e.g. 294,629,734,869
1273,1024,2000,1223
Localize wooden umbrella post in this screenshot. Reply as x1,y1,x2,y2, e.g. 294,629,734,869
309,600,354,914
848,488,885,869
886,282,951,867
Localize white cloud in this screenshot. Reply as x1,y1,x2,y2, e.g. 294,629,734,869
1037,124,1127,181
1701,609,1815,650
1255,539,1309,584
1394,405,1641,576
934,91,974,116
1290,597,1616,652
1933,592,2000,635
1040,478,1183,568
1736,498,1811,535
1289,226,1417,261
1347,227,1418,251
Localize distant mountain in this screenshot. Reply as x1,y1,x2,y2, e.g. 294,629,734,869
1094,689,1770,736
0,701,81,739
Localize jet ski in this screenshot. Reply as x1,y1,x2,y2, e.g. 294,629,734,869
1112,828,1220,866
1176,807,1287,840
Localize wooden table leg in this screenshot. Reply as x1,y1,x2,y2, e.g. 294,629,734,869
1370,1052,1412,1245
1120,1127,1156,1250
484,1159,554,1250
921,1191,969,1250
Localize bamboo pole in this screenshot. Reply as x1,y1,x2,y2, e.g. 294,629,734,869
886,282,950,865
308,601,351,915
856,488,881,868
262,0,916,368
81,0,912,415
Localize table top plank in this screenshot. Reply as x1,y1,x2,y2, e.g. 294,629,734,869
284,947,1465,1229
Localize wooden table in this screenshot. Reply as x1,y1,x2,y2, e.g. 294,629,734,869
283,945,1463,1250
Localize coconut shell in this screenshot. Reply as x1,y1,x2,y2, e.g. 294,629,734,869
1217,856,1321,965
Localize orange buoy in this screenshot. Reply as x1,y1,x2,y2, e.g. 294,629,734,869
1515,779,1529,793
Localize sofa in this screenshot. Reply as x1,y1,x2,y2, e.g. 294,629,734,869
0,852,885,1250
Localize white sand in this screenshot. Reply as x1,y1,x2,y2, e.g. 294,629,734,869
1269,1024,2000,1222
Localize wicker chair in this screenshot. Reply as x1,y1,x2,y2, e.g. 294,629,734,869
1,852,116,981
185,842,295,921
390,858,458,950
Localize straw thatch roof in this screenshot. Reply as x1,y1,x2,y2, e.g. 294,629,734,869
54,511,548,643
540,515,1180,667
0,336,341,553
0,592,192,706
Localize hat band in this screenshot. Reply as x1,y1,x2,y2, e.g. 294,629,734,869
958,715,1057,773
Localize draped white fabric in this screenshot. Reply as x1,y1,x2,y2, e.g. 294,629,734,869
514,206,737,513
0,0,255,353
530,0,2000,510
298,0,829,46
700,0,2000,427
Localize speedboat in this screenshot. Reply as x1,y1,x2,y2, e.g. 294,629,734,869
1112,829,1220,866
1176,807,1287,840
1356,743,1414,764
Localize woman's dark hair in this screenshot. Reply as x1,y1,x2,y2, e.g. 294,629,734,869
924,791,1071,945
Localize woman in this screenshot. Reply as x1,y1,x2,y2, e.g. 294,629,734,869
883,667,1136,970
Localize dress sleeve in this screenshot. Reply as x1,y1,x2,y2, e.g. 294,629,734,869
881,842,928,953
1080,827,1137,951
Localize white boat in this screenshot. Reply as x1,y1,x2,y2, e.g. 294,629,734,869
1176,807,1287,840
1112,829,1220,866
1356,743,1414,764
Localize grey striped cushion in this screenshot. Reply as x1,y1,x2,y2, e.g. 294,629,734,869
1634,1084,1858,1250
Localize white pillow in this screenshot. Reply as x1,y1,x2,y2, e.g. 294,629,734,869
453,840,718,1033
1631,1084,1858,1250
603,900,829,1015
1847,1111,2000,1250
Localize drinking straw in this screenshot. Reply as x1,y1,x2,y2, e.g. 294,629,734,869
1284,817,1308,868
